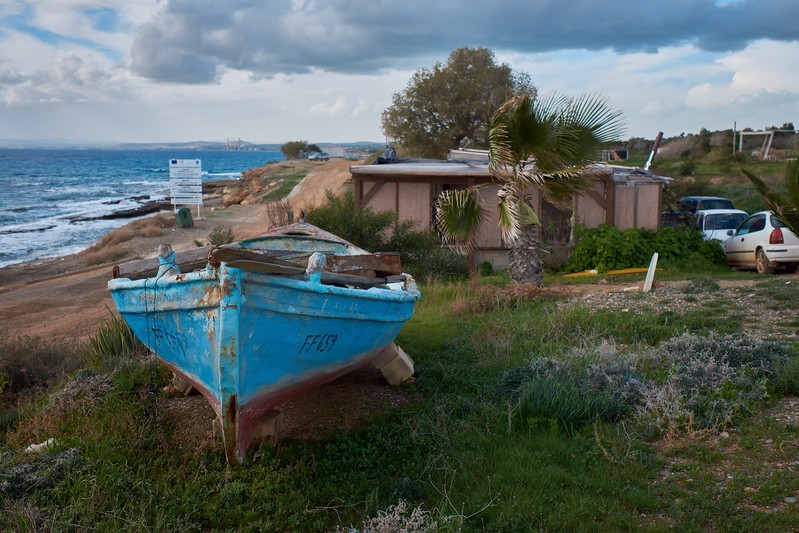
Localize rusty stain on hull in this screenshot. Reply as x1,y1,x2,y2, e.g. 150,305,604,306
224,394,239,464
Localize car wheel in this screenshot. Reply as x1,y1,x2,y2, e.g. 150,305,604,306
756,248,775,274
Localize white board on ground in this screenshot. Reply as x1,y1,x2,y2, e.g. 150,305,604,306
643,252,658,292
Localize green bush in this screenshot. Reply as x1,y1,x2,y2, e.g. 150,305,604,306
564,223,720,273
306,191,456,277
678,159,696,176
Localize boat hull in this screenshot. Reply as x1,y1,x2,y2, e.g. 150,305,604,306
108,263,419,464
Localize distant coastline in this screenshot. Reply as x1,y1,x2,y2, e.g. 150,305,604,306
0,139,385,151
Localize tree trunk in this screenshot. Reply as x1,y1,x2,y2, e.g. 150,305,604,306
509,223,543,287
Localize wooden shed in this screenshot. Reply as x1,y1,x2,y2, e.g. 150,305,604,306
350,150,670,269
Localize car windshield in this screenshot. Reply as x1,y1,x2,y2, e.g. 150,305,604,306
705,213,747,230
700,199,734,210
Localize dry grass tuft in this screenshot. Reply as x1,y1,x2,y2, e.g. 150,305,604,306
451,284,569,315
79,244,127,266
132,214,173,237
94,227,135,248
78,214,176,266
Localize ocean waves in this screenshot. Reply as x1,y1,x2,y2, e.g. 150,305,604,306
0,148,282,268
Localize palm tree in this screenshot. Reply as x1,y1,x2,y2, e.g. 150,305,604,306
437,92,625,286
743,159,799,237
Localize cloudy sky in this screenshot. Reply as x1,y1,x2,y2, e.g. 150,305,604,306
1,0,797,145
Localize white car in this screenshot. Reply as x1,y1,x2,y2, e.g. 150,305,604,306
694,209,748,241
723,211,799,274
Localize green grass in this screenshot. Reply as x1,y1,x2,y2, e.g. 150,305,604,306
3,275,799,531
262,170,309,201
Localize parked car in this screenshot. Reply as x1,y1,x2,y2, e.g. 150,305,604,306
662,196,736,227
723,211,799,274
694,209,748,241
678,196,736,214
308,152,330,161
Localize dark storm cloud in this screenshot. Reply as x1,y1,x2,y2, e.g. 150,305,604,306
128,0,799,83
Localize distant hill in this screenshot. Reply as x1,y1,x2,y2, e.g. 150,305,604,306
0,139,385,151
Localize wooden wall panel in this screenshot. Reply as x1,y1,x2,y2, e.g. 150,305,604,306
363,181,395,213
474,184,503,248
613,187,636,230
636,184,661,229
397,182,432,229
575,184,607,228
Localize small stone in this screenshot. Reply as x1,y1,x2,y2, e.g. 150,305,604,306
745,487,758,493
720,431,730,438
766,439,774,445
785,496,797,504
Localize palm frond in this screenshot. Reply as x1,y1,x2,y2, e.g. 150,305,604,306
743,165,799,236
534,164,606,208
497,183,523,243
564,93,627,144
436,188,486,253
742,167,786,212
785,159,799,210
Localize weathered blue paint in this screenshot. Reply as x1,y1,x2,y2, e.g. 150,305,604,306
107,223,420,464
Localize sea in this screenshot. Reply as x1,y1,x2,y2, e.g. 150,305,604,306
0,148,284,269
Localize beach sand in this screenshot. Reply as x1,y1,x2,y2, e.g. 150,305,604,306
0,158,416,441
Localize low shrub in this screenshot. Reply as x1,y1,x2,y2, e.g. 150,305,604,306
0,334,84,397
306,191,455,278
564,223,722,273
499,347,643,434
681,276,721,293
499,333,794,438
772,356,799,395
639,332,793,432
85,313,147,371
208,225,235,246
340,500,447,533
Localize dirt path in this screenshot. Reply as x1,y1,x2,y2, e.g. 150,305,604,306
287,158,352,210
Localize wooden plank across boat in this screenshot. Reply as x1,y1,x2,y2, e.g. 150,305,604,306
107,222,420,465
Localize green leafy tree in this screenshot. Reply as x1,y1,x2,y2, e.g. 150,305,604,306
280,140,321,159
381,47,534,158
437,92,625,285
743,159,799,236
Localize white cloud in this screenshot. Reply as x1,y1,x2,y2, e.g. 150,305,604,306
1,1,797,143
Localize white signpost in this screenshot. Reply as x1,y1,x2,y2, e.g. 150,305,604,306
169,159,203,219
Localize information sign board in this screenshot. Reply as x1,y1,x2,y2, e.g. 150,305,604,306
169,159,203,209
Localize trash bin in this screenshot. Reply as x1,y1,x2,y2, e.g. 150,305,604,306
175,207,193,228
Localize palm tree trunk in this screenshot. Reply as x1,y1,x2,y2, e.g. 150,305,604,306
509,223,543,287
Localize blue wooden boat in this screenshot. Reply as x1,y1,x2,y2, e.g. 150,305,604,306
108,222,420,464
